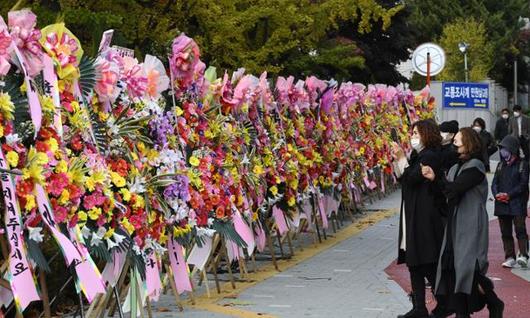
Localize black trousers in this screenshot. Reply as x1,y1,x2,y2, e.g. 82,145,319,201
498,215,529,259
408,263,437,306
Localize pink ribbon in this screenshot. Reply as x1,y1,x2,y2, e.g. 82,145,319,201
272,205,289,236
0,148,40,311
69,229,106,303
145,253,162,301
42,55,62,136
167,238,192,294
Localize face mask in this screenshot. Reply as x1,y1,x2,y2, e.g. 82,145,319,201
473,126,482,133
500,148,512,162
440,132,449,140
502,114,509,119
410,137,423,152
514,111,521,118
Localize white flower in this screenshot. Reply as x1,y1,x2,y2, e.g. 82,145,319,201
106,237,119,250
81,225,92,239
28,226,44,242
5,134,20,146
129,176,146,194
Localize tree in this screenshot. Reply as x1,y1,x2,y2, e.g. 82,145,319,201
408,0,530,89
1,0,408,83
437,18,494,82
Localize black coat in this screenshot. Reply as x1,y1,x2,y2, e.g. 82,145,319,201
494,118,510,142
397,147,445,267
478,130,496,171
441,143,459,175
491,159,529,216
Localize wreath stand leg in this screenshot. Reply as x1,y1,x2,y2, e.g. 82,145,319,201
265,231,279,271
38,270,52,318
220,238,236,290
163,262,184,311
107,261,129,317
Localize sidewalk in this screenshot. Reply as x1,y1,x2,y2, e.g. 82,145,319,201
132,173,530,318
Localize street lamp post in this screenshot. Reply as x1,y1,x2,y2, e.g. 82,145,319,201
458,42,469,82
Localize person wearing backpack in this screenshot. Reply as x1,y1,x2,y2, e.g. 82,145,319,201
492,135,530,268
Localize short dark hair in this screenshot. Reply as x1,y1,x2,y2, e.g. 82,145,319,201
472,117,486,130
412,119,442,149
459,127,483,157
514,105,522,111
501,108,509,113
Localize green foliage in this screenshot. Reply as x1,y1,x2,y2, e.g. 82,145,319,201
1,0,406,83
437,18,494,82
408,0,530,88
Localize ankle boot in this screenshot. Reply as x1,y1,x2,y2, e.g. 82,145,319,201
485,294,504,318
397,294,429,318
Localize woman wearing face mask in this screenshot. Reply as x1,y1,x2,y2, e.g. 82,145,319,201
439,121,459,175
391,120,447,318
422,128,504,318
492,135,529,269
472,117,495,172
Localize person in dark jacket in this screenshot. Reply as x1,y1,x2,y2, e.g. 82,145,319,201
439,120,459,174
422,128,504,318
494,108,510,143
509,104,530,161
472,117,496,172
491,135,530,268
391,119,446,318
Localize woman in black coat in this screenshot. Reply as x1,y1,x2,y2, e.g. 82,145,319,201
391,119,446,318
472,117,496,172
422,128,504,318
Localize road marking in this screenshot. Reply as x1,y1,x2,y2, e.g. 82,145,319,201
252,294,275,298
275,274,293,278
363,307,384,311
333,269,352,272
269,304,292,308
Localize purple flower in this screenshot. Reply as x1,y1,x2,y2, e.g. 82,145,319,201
163,174,190,202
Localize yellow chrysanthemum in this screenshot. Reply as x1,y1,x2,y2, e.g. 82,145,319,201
189,156,200,167
132,195,145,209
175,106,183,116
110,171,126,188
6,151,18,168
86,171,106,191
270,185,278,196
0,92,15,120
120,188,131,202
88,207,102,220
287,196,296,207
58,189,70,205
78,211,88,222
104,228,115,239
121,218,135,235
25,194,36,211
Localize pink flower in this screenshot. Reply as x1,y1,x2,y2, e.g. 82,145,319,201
0,27,12,76
43,31,79,68
122,56,147,99
8,9,43,77
94,57,120,102
143,54,169,99
54,206,68,223
83,190,106,210
48,173,70,197
169,33,201,92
